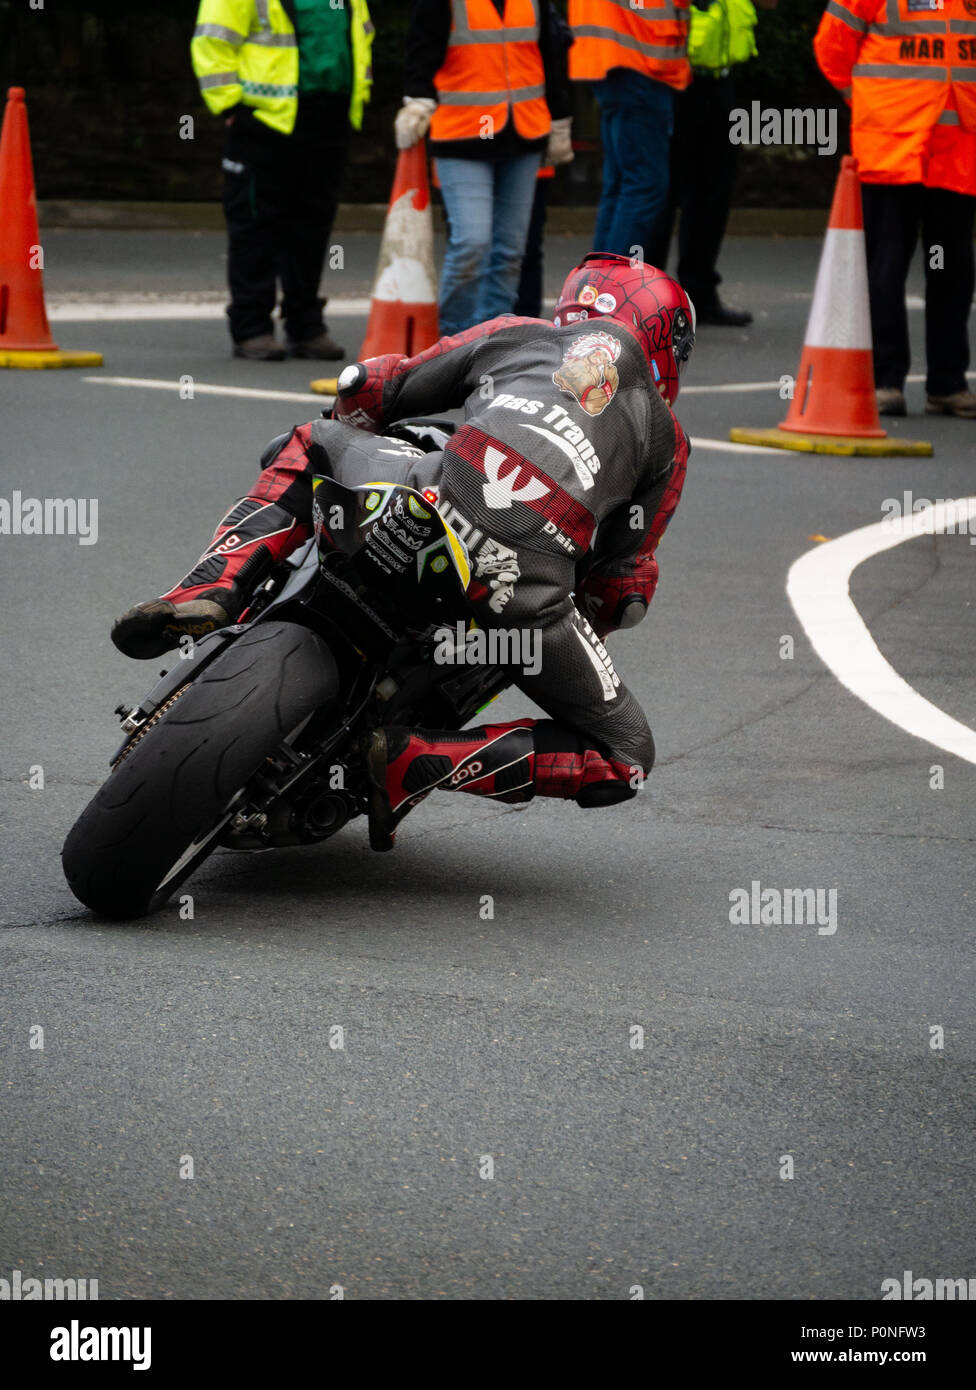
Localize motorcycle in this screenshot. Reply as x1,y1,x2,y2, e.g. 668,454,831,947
62,419,511,918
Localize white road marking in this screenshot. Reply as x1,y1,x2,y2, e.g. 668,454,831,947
787,292,931,310
689,436,776,454
49,297,371,321
83,375,326,403
72,382,878,454
682,380,783,395
787,499,976,765
682,370,974,396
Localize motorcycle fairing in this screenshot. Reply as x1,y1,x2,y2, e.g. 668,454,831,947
311,476,471,611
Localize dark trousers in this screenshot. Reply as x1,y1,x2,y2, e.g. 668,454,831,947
593,67,674,257
222,95,350,344
861,182,975,396
513,177,550,318
647,73,738,309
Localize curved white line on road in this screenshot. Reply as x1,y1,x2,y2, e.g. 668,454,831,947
787,499,976,765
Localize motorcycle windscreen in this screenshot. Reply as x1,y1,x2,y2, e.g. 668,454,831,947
312,476,470,618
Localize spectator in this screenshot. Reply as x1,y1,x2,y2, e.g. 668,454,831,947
191,0,375,362
515,4,575,318
568,0,691,258
396,1,570,335
815,0,976,418
648,0,777,326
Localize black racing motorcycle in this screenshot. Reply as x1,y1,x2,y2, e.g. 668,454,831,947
62,420,510,919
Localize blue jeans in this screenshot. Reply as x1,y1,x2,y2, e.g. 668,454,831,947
593,69,674,258
436,152,542,334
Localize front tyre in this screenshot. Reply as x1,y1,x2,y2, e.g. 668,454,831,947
62,621,338,919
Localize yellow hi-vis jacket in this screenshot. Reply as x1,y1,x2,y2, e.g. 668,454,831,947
191,0,375,135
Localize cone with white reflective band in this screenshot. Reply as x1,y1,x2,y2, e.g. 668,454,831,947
359,137,439,360
0,87,102,369
781,154,881,438
730,156,931,458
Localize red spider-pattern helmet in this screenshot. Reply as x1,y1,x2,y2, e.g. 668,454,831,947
553,253,696,406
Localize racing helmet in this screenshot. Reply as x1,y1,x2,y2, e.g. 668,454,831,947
553,253,696,406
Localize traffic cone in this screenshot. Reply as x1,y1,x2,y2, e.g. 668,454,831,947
310,140,438,396
0,88,102,369
731,156,930,457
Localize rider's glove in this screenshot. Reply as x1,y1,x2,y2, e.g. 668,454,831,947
576,568,655,639
545,117,574,168
395,97,437,151
334,355,407,433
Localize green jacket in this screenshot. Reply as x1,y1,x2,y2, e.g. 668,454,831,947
191,0,374,134
688,0,758,71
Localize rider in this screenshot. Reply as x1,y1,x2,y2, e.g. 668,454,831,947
112,254,695,850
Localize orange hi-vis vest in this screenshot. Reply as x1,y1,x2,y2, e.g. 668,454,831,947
430,0,552,143
927,90,976,196
814,0,976,188
568,0,691,92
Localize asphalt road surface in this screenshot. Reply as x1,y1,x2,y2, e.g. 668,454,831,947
1,232,974,1300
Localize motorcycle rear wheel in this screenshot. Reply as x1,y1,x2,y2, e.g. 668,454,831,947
62,621,338,919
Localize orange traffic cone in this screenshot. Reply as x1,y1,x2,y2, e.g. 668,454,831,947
0,88,102,369
359,139,439,360
781,155,883,439
310,140,438,395
731,156,930,456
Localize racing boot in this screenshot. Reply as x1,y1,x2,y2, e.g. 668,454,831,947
111,498,309,659
365,720,645,851
365,721,537,851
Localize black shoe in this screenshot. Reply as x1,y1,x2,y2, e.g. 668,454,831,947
695,301,753,327
233,334,286,361
111,588,243,660
286,330,345,361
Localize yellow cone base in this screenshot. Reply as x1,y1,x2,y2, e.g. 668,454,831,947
309,376,338,396
0,347,103,369
730,426,933,458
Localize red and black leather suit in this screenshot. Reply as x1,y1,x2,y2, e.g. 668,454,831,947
249,314,690,804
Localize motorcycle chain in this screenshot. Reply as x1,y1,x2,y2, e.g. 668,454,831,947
111,687,188,769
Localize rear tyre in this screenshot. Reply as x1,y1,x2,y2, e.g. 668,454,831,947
62,621,338,919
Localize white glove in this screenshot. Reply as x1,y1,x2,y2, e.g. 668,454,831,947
395,97,437,150
545,117,574,167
